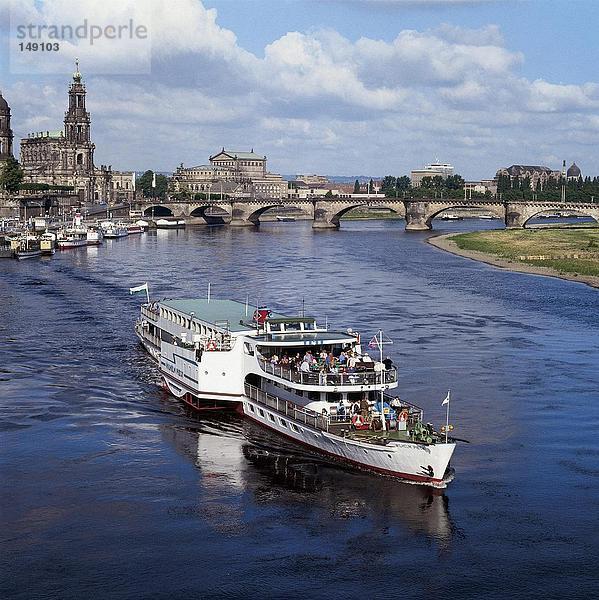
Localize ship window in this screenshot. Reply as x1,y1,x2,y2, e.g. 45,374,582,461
268,413,275,422
244,342,254,356
285,322,301,332
304,321,316,330
269,323,282,332
258,408,265,417
248,404,255,413
290,424,300,433
279,418,287,428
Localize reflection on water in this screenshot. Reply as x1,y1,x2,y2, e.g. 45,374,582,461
160,413,456,549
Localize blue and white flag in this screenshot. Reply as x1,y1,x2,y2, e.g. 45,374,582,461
442,391,450,406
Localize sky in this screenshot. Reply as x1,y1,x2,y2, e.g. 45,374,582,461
1,0,599,179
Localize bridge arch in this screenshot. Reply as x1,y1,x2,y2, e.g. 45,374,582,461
189,204,231,224
314,200,404,228
426,204,505,228
143,205,173,217
246,203,285,224
521,208,599,228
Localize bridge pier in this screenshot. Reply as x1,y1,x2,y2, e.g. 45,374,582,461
229,202,258,227
404,201,431,231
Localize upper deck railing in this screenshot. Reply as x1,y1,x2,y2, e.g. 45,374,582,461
141,303,159,322
244,383,426,440
245,383,330,431
257,357,397,387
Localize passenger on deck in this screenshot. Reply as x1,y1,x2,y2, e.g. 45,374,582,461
347,353,357,369
383,356,393,370
300,360,310,373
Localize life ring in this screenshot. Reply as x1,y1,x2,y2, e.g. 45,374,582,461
351,414,365,428
399,409,408,422
206,339,217,351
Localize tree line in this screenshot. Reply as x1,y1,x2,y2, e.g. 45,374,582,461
496,173,599,203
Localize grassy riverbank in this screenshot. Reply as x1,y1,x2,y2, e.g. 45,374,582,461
429,227,599,288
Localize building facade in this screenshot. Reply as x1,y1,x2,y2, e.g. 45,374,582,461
0,91,14,165
20,63,112,204
410,161,454,187
173,149,287,200
495,165,561,190
111,171,137,203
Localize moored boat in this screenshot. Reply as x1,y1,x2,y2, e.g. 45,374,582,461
57,229,88,249
15,234,42,259
155,218,185,229
126,223,144,235
86,226,103,245
101,222,129,238
134,296,458,487
40,232,56,255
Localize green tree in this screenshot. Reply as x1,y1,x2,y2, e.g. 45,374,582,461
324,190,334,198
381,176,397,194
353,179,361,193
445,174,465,190
136,170,168,199
396,176,411,191
0,157,24,193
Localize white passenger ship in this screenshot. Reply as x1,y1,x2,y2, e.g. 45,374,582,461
135,297,457,487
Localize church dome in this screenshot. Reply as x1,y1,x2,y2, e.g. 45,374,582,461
0,93,9,112
567,162,581,178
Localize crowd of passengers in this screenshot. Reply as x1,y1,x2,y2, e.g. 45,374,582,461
261,348,394,375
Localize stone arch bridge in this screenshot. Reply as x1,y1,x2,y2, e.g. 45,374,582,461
134,198,599,230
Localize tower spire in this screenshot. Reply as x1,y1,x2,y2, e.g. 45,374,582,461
73,57,82,83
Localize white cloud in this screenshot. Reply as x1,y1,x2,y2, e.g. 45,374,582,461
4,0,599,177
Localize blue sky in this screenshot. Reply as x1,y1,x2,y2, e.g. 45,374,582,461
2,0,599,179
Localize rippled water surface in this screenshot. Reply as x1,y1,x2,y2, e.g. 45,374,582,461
2,219,599,599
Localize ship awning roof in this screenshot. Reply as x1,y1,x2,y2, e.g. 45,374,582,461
254,332,356,346
160,298,286,332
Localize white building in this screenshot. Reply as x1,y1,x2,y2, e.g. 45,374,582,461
411,161,454,187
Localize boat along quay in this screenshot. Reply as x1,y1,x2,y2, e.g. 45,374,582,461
2,218,599,599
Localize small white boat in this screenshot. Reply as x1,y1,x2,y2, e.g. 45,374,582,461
102,222,129,238
155,218,185,229
126,223,144,235
135,219,149,230
57,229,88,249
276,216,296,222
86,226,103,245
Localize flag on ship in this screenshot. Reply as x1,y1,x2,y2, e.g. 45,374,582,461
129,283,148,295
442,390,450,406
368,335,379,349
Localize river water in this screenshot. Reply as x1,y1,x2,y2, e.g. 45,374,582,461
1,219,599,599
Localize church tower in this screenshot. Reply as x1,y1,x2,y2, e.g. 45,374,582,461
0,90,14,163
63,59,95,176
64,59,91,143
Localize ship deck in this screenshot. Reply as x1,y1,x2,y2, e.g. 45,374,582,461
327,423,415,444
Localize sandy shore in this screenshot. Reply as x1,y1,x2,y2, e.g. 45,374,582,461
427,233,599,290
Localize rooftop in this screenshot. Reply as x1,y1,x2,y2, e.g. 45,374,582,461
211,149,265,161
161,298,286,332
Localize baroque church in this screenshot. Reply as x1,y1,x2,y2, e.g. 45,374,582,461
19,62,112,204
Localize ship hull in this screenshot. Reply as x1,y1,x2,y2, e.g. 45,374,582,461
240,396,455,487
